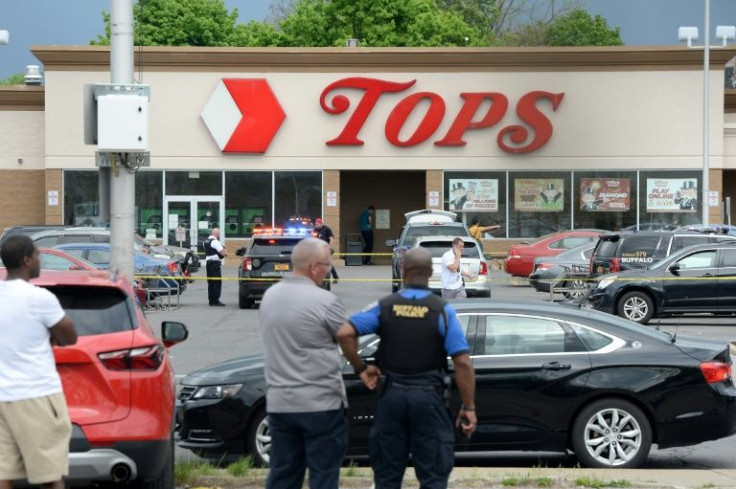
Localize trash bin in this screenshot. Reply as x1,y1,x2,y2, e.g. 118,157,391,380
344,233,363,266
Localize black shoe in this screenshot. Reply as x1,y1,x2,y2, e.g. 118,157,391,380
211,302,226,307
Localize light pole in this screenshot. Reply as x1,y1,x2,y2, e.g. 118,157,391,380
678,0,736,225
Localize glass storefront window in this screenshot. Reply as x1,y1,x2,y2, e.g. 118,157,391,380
274,172,322,226
64,171,100,226
508,172,571,238
444,172,507,238
165,171,222,195
225,172,273,237
638,171,701,229
136,171,163,239
573,171,637,231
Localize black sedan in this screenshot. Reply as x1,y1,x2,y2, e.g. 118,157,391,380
588,242,736,324
529,242,595,298
176,300,736,469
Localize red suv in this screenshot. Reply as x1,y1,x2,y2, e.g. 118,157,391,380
0,269,188,488
504,230,603,277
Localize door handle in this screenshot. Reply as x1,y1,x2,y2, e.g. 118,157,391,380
703,273,714,277
541,361,571,371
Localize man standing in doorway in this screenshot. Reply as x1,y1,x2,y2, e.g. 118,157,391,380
441,237,476,299
314,217,339,283
204,228,227,306
360,205,375,265
0,235,78,489
260,238,348,489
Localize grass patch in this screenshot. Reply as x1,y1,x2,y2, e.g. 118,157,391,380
227,455,254,477
174,460,217,485
698,484,717,489
501,474,532,486
536,476,555,487
576,476,631,488
342,460,363,477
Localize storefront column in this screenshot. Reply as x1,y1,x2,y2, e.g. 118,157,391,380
709,168,724,223
426,170,442,210
323,170,341,263
45,169,63,225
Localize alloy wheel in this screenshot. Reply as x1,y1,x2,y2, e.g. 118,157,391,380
255,416,272,465
622,296,649,321
582,407,643,467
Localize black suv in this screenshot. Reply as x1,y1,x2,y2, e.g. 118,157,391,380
589,241,736,323
385,210,470,292
235,231,330,309
589,231,736,278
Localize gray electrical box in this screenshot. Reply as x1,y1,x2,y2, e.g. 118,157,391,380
84,83,150,152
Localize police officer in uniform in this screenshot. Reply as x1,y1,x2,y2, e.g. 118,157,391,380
204,228,227,306
337,247,476,489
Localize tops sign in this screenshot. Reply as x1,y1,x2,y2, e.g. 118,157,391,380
201,77,564,154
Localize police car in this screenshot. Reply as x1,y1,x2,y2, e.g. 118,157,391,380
235,226,329,309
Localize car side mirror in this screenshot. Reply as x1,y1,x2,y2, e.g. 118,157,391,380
385,239,397,247
162,321,188,347
669,263,681,275
235,246,246,256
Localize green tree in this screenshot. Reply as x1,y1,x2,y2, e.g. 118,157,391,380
92,0,241,46
278,0,482,47
0,73,26,85
545,8,622,46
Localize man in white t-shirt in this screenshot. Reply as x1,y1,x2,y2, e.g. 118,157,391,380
440,237,476,299
0,235,77,489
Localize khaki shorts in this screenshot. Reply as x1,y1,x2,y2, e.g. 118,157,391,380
0,392,72,483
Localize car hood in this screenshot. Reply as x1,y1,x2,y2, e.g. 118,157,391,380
152,244,188,258
182,354,265,386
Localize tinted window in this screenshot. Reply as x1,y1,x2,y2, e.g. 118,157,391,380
92,233,110,243
48,286,134,335
672,235,709,252
418,241,479,258
63,234,92,244
551,236,595,250
721,249,736,268
594,239,618,258
619,236,663,265
403,225,468,244
87,250,110,264
41,254,76,271
569,323,613,351
63,248,86,260
479,315,573,355
250,238,303,256
35,236,60,247
675,251,716,269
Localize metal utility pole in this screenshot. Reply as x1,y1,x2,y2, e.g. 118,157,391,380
109,0,136,279
702,0,711,225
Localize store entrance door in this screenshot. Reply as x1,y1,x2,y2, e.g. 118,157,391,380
163,197,224,252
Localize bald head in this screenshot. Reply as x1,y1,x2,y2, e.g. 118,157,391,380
292,237,330,271
211,228,221,239
402,247,432,285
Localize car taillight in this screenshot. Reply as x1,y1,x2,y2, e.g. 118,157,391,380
168,262,178,273
243,258,253,271
98,346,164,371
479,261,489,275
700,362,732,383
610,258,620,273
536,262,553,271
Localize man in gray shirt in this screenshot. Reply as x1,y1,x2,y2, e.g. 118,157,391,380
260,237,348,489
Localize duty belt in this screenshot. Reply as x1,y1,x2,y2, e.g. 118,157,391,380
387,381,444,395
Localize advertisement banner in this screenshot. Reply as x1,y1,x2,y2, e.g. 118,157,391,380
514,178,564,212
448,179,499,211
646,178,698,212
579,178,631,212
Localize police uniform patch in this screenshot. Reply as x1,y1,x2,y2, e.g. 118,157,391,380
392,305,430,318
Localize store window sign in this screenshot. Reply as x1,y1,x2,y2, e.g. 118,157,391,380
646,178,698,213
579,178,630,212
321,77,564,153
449,179,498,211
514,179,564,212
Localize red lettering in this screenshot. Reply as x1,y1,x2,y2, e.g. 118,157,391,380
435,93,508,146
320,77,415,146
385,93,445,147
497,91,564,154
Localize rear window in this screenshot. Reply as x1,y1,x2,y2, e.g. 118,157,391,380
418,241,479,258
404,225,468,244
593,239,618,259
48,286,135,336
250,238,303,255
671,235,709,252
620,236,664,261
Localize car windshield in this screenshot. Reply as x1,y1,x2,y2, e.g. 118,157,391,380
47,285,135,336
250,238,303,255
404,225,467,244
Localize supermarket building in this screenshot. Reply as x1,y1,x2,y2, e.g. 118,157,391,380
2,46,736,260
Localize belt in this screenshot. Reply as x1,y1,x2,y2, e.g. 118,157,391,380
387,381,443,394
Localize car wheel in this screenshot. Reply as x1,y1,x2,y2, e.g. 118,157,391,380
245,408,271,467
563,279,588,300
131,433,174,489
617,291,654,324
572,398,652,469
239,293,254,310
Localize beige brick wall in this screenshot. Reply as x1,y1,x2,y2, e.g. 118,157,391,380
426,170,442,209
709,169,723,223
0,170,46,231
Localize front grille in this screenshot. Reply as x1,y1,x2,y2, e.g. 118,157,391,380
179,385,197,401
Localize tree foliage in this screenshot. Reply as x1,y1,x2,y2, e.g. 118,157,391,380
0,73,26,85
544,8,622,46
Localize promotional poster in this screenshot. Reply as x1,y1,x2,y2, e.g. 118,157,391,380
448,179,499,211
646,178,698,212
579,178,631,212
514,179,564,212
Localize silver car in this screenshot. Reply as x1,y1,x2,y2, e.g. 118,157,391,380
412,236,490,297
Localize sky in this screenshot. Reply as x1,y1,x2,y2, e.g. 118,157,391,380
1,0,735,80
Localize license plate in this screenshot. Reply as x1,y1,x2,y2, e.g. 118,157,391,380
274,263,290,271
